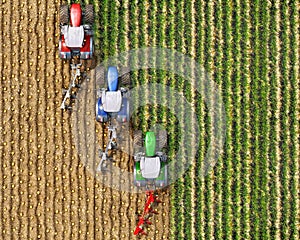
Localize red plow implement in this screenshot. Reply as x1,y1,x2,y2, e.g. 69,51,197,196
134,191,162,236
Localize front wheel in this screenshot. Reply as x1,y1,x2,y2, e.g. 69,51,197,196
60,5,69,25
133,130,143,151
85,5,94,25
157,129,167,150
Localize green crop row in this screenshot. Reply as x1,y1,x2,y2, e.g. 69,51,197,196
170,0,186,238
89,0,300,239
193,0,206,239
280,1,292,238
182,0,195,239
232,0,242,238
213,0,224,239
259,1,271,238
239,0,251,238
289,1,300,239
249,0,261,238
268,0,285,238
203,1,215,239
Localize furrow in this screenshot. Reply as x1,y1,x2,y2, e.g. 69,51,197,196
2,0,14,238
0,1,5,238
36,0,49,238
10,0,22,237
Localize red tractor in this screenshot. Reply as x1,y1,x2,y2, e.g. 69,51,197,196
59,3,94,110
59,3,94,60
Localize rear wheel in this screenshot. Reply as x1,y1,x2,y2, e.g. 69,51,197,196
133,130,143,151
95,66,106,89
157,130,167,150
60,5,69,25
85,5,94,25
120,67,131,88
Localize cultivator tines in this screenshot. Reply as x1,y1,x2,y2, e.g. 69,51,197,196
134,190,162,236
60,63,82,110
96,124,118,172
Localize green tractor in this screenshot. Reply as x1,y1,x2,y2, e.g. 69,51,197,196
133,131,168,188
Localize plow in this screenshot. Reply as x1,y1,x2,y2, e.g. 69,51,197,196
60,62,82,110
59,2,168,237
134,190,162,236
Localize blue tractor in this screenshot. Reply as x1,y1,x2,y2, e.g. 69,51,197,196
95,66,129,123
96,66,130,171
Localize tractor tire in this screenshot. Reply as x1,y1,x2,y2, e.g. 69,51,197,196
85,5,94,25
133,130,143,149
121,73,131,87
120,67,131,88
157,129,167,150
60,5,69,25
95,66,106,88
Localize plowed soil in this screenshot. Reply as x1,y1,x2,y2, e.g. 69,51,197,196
0,1,170,239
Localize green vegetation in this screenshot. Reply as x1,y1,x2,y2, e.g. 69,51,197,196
90,0,299,239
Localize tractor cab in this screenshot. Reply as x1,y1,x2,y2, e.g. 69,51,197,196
140,156,161,179
96,66,129,123
100,90,123,112
134,132,168,187
61,25,85,48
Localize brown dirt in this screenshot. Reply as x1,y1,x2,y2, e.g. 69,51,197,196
0,1,170,239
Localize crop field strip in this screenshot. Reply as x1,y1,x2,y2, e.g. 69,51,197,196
213,0,224,239
268,0,282,238
290,0,299,238
0,0,299,240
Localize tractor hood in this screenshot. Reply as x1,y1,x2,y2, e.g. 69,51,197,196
107,66,119,91
145,132,156,157
70,4,82,27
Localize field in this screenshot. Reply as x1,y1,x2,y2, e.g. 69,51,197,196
0,0,299,239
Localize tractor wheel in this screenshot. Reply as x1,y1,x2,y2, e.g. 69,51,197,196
60,5,69,25
121,73,131,87
95,66,106,88
133,130,143,150
157,130,167,150
120,67,131,88
85,5,94,25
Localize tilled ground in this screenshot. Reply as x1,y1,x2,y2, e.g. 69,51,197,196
0,0,170,239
